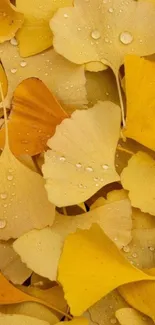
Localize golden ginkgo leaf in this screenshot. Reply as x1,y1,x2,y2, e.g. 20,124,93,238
0,0,24,43
0,43,87,111
0,314,51,325
116,308,154,325
13,198,132,281
121,151,155,216
0,240,31,284
50,0,155,74
43,101,121,207
58,224,154,316
0,63,8,102
16,0,73,57
123,55,155,151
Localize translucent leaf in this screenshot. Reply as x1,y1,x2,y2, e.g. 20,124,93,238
13,199,132,280
0,0,24,43
116,308,154,325
16,0,73,57
121,151,155,216
43,101,120,207
58,224,153,316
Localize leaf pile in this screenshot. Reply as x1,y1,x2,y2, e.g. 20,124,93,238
1,1,155,325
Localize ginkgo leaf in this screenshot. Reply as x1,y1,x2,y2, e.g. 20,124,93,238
86,69,119,107
0,303,59,325
16,0,73,57
57,224,154,316
86,290,128,325
119,269,155,321
116,308,154,325
0,314,50,325
13,198,132,280
123,55,155,151
0,63,8,102
0,43,87,111
43,101,120,207
0,240,31,284
0,273,68,318
56,318,88,325
121,151,155,216
50,0,155,74
0,78,68,155
0,1,24,43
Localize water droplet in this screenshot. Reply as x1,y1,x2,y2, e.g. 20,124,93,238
110,318,117,324
11,68,17,74
77,27,81,31
132,252,138,258
3,204,7,208
64,13,69,18
119,31,133,45
0,193,7,200
85,166,93,172
8,168,13,173
104,37,109,43
149,246,154,251
94,177,99,181
10,38,18,46
91,29,101,40
102,164,109,170
96,183,99,187
123,245,130,253
76,163,82,168
59,156,66,162
7,175,13,181
0,219,6,229
108,7,114,13
78,184,84,188
20,60,27,67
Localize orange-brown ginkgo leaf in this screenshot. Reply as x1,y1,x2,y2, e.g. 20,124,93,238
0,43,87,111
0,273,68,317
0,1,24,43
50,0,155,74
13,198,132,281
57,224,154,316
43,101,121,207
123,55,155,151
121,151,155,216
0,78,68,155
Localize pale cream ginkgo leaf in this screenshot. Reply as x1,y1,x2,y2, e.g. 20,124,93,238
13,198,132,281
42,101,121,207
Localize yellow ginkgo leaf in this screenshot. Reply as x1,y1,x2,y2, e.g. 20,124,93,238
42,101,120,207
50,0,155,74
121,151,155,216
16,0,73,57
0,240,31,284
119,269,155,321
0,314,50,325
0,303,59,325
86,69,119,107
123,55,155,151
116,308,154,325
0,1,24,43
86,290,128,325
57,224,154,316
0,43,87,111
0,63,8,102
13,198,132,280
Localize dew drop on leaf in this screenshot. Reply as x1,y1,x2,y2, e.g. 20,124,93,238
0,219,7,229
119,31,133,44
91,30,101,40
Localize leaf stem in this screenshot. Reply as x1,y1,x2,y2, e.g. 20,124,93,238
115,74,126,128
117,145,134,156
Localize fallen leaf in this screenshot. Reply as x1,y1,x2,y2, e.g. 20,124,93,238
0,313,50,325
123,55,155,151
0,78,68,155
121,151,155,216
0,240,31,284
0,273,68,317
116,308,154,325
0,302,59,325
43,101,120,207
57,224,153,316
119,269,155,321
85,61,107,72
50,0,155,74
0,43,87,111
0,63,8,101
86,69,119,107
16,0,73,57
31,273,53,290
55,318,88,325
0,0,24,43
13,199,132,280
